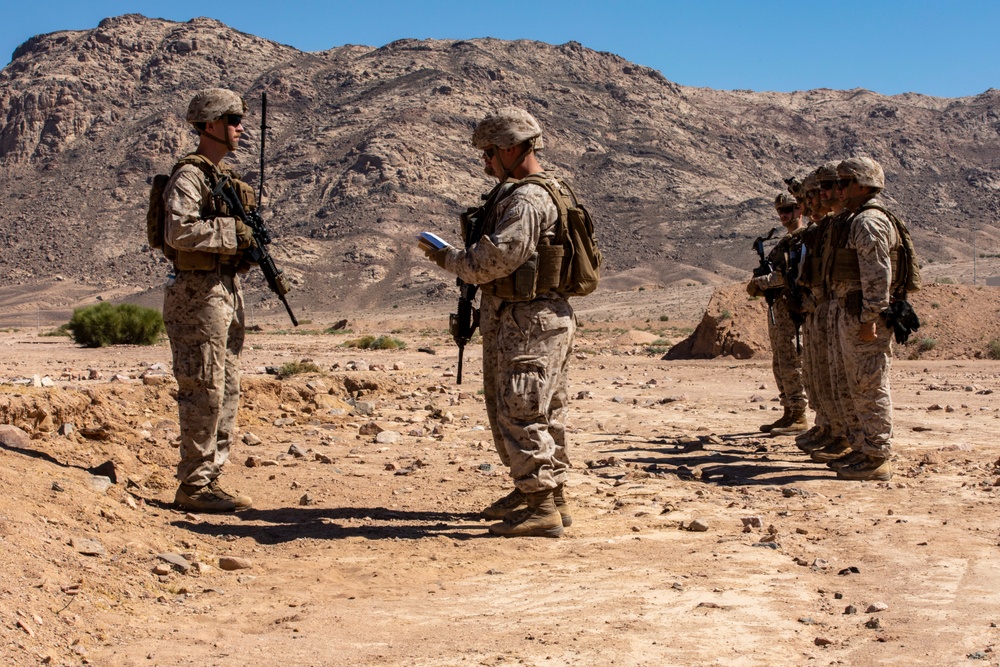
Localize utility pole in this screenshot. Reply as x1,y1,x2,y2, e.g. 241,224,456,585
973,224,978,286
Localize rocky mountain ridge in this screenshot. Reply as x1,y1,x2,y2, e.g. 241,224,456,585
1,14,999,321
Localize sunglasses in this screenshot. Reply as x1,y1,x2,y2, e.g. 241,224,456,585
483,146,497,159
777,206,796,215
225,114,244,127
835,178,853,189
818,181,837,191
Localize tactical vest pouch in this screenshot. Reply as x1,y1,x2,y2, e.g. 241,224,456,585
174,250,218,271
536,242,564,293
486,253,539,302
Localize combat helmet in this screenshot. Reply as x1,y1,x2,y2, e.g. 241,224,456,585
774,193,797,209
186,88,247,124
472,107,544,151
838,157,885,189
815,160,840,185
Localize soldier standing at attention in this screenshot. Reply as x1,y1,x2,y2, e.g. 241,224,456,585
422,108,576,538
749,193,808,436
824,157,898,481
164,89,257,511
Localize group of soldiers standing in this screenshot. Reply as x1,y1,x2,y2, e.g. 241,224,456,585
749,157,918,482
159,85,914,540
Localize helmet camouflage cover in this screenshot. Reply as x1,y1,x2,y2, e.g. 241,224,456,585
815,160,840,184
774,193,797,209
472,107,544,150
838,156,885,189
186,88,247,124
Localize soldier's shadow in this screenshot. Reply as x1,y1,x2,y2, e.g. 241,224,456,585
601,434,833,486
172,505,489,543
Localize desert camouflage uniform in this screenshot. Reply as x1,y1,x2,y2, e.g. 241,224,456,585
163,161,247,487
444,177,576,493
800,214,850,442
825,199,898,457
751,237,806,413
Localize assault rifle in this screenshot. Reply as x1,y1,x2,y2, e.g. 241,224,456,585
752,227,779,324
448,182,506,384
215,176,298,326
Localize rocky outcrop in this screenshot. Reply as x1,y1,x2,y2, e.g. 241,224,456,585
664,284,768,359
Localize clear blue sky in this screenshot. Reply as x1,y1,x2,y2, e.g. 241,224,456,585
2,0,997,98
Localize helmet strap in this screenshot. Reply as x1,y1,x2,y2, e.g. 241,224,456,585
497,139,535,183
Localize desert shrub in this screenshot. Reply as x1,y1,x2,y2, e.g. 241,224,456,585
719,309,732,321
917,337,937,353
930,302,940,309
40,324,71,337
276,360,321,379
987,339,1000,360
67,303,164,347
645,346,668,356
341,335,406,350
935,277,955,285
659,315,670,322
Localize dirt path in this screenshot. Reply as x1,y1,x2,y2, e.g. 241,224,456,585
1,326,999,666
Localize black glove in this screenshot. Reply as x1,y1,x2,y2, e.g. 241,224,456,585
881,300,920,344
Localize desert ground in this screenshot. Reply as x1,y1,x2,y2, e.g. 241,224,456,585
2,285,1000,667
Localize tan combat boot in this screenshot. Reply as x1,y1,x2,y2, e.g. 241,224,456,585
553,484,572,528
795,425,824,446
760,407,792,433
837,455,892,481
489,490,563,538
769,408,808,436
827,450,866,470
175,478,252,512
796,427,829,453
809,437,853,463
482,488,526,520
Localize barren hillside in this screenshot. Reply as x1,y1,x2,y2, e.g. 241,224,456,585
1,14,999,322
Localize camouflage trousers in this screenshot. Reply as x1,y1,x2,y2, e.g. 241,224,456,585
801,301,845,436
163,270,245,487
829,299,894,457
480,294,575,493
769,298,806,411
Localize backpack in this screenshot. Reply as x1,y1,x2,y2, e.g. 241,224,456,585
517,174,602,296
858,202,922,298
146,154,220,258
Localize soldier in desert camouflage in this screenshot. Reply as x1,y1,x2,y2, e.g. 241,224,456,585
163,88,257,511
748,193,809,436
422,107,576,538
822,157,899,481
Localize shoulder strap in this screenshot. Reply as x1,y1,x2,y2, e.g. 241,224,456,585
513,173,569,244
172,152,222,188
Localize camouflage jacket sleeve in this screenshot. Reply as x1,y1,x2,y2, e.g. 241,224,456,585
443,183,557,285
164,164,240,255
850,208,899,323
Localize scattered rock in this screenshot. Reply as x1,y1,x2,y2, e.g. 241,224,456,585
687,518,709,532
71,537,106,557
218,556,253,571
288,444,308,458
157,553,191,573
243,432,262,446
866,602,889,613
374,430,401,445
